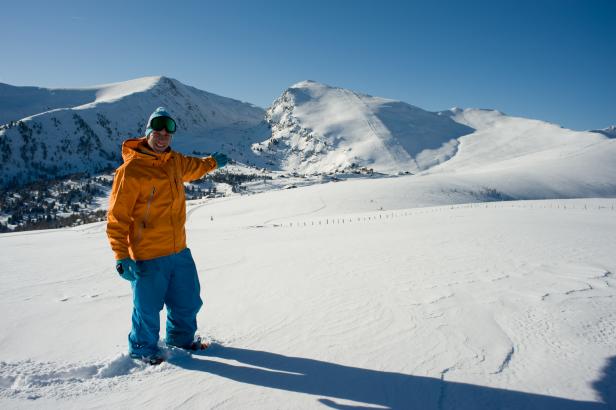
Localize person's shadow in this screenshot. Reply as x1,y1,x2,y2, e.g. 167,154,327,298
171,345,614,409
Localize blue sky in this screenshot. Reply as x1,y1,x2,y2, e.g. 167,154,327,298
2,0,615,130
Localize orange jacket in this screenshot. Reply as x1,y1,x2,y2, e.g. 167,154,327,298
106,138,218,261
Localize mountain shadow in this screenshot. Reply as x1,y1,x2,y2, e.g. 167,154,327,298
172,346,611,409
374,101,474,157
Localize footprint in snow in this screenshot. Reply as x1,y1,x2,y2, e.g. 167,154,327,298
0,338,227,400
0,354,165,400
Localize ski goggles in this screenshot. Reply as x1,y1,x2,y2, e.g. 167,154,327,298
150,116,177,134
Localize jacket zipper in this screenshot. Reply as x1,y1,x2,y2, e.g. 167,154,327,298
172,176,179,252
161,166,178,254
136,186,156,243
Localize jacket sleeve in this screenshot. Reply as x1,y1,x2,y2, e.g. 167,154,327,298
106,166,139,260
179,154,218,182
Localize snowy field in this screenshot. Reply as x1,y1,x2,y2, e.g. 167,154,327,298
0,174,615,409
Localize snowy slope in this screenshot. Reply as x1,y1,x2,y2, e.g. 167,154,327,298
253,80,474,174
424,108,616,199
0,175,615,409
249,79,616,202
0,76,267,188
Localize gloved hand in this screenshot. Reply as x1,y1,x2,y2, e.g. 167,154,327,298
116,258,139,281
211,152,229,169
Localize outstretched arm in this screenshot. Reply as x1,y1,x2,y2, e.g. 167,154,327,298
179,152,227,182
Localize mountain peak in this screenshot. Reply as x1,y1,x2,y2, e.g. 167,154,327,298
288,80,338,97
290,80,324,89
93,76,166,104
590,125,616,138
259,81,474,175
0,77,266,188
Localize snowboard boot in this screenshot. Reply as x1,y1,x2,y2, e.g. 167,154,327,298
186,335,210,351
130,352,165,366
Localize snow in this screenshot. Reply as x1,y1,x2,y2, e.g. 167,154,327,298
1,174,615,408
0,83,96,125
2,76,613,194
421,109,616,200
92,77,161,105
259,81,473,175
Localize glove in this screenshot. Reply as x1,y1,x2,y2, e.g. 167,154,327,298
211,152,228,169
116,258,139,281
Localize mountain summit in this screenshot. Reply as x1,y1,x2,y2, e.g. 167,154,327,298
590,125,616,139
253,81,473,174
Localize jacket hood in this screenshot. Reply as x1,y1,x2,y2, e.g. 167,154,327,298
121,137,172,164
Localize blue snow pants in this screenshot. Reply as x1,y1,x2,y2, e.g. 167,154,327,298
128,248,203,357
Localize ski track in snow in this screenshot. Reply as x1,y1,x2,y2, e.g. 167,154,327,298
260,195,327,226
348,89,417,168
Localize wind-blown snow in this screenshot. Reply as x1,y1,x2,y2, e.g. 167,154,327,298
0,176,615,408
92,77,161,105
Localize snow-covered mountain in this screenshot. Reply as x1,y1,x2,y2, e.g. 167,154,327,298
254,80,474,174
249,81,616,199
422,108,616,199
1,76,615,203
0,76,267,188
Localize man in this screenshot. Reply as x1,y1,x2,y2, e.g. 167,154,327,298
106,107,228,365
